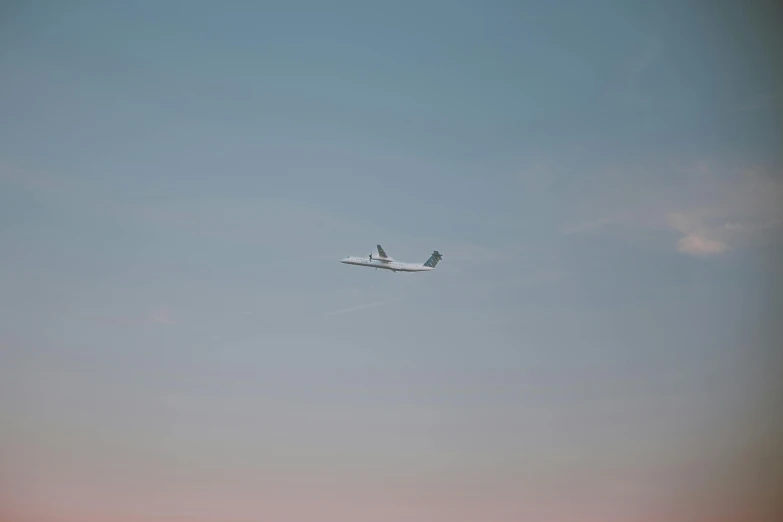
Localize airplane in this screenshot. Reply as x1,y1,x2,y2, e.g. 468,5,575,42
340,245,443,273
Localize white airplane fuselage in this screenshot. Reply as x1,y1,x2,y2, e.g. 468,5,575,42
340,257,434,272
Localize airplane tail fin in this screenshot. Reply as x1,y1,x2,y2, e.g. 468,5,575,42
423,250,442,268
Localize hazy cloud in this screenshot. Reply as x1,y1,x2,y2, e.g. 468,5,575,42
563,164,783,257
676,235,729,256
665,168,783,255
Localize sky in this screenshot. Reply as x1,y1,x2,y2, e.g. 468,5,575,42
1,1,782,521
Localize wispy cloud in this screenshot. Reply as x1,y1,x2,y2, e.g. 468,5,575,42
562,163,783,258
664,168,783,255
666,212,731,257
325,301,384,317
676,234,729,256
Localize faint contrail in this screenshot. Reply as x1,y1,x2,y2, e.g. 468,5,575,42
325,301,384,317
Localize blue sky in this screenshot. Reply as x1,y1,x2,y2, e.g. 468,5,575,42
1,2,781,521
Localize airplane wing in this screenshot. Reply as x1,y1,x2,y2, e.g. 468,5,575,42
376,245,392,261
